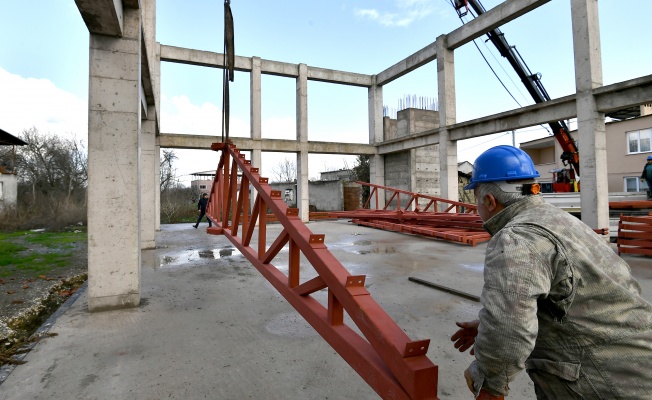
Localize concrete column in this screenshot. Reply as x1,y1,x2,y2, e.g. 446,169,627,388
296,63,309,222
436,35,459,205
141,106,156,249
250,57,262,214
251,57,261,141
87,8,142,311
368,79,384,205
155,144,161,230
571,0,608,230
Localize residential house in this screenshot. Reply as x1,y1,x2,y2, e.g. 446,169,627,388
520,105,652,194
0,128,27,211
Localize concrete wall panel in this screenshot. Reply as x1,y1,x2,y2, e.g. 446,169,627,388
309,181,343,211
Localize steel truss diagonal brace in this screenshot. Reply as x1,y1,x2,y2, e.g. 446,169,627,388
203,142,439,400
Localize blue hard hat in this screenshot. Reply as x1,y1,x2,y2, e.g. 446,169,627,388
464,145,540,190
647,155,652,160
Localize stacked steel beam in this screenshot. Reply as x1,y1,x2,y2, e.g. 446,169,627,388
328,183,491,246
617,213,652,256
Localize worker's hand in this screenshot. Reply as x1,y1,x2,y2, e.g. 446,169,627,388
464,367,475,394
451,320,479,355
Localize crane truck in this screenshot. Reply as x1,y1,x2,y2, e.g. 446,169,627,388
454,0,580,192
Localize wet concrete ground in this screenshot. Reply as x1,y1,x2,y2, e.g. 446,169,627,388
1,220,651,399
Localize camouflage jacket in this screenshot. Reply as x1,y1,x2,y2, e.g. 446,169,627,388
469,195,652,398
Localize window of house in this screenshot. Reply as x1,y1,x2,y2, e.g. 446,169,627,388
199,184,207,189
624,177,648,192
627,128,652,154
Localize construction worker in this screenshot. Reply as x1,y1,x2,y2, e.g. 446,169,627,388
640,154,652,199
451,145,652,398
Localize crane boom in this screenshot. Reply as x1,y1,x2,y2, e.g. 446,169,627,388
454,0,580,176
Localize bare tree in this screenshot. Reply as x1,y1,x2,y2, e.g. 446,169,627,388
16,127,87,206
2,127,88,228
160,149,177,193
271,157,297,183
161,184,191,223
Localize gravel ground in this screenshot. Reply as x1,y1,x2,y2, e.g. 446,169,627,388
0,237,87,341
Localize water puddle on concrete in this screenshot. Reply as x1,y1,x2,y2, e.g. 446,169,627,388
459,263,484,272
353,244,397,255
158,247,242,267
264,312,317,338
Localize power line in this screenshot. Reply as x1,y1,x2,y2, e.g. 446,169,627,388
460,132,512,151
447,1,557,137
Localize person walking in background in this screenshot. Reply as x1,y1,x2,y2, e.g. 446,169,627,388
640,155,652,199
193,193,212,228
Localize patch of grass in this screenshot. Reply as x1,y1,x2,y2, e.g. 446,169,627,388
22,231,86,246
0,241,27,257
0,230,87,279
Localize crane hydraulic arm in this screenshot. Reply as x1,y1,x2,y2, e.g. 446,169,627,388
454,0,580,176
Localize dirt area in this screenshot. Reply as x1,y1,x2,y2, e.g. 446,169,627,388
0,230,88,364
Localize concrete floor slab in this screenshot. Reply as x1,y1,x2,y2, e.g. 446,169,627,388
2,221,651,399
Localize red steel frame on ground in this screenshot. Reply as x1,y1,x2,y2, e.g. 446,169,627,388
204,142,503,400
329,182,492,246
618,213,652,256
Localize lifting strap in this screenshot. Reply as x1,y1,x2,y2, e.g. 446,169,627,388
221,0,235,142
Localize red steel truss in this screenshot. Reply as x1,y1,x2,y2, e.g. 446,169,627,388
329,183,491,246
361,182,479,214
204,142,504,400
205,142,439,399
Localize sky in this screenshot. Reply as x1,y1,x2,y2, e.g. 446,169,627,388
1,0,651,186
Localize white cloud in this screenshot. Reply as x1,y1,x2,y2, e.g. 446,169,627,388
0,67,87,142
161,94,241,136
262,116,296,140
354,0,435,27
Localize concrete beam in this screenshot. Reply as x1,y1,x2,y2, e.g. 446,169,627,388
375,0,549,85
140,33,155,107
141,0,158,128
259,58,298,78
157,134,377,155
307,67,372,87
140,82,147,118
375,42,437,86
75,0,123,37
376,75,652,154
594,74,652,113
123,0,141,8
161,45,253,71
160,45,372,87
447,0,550,50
